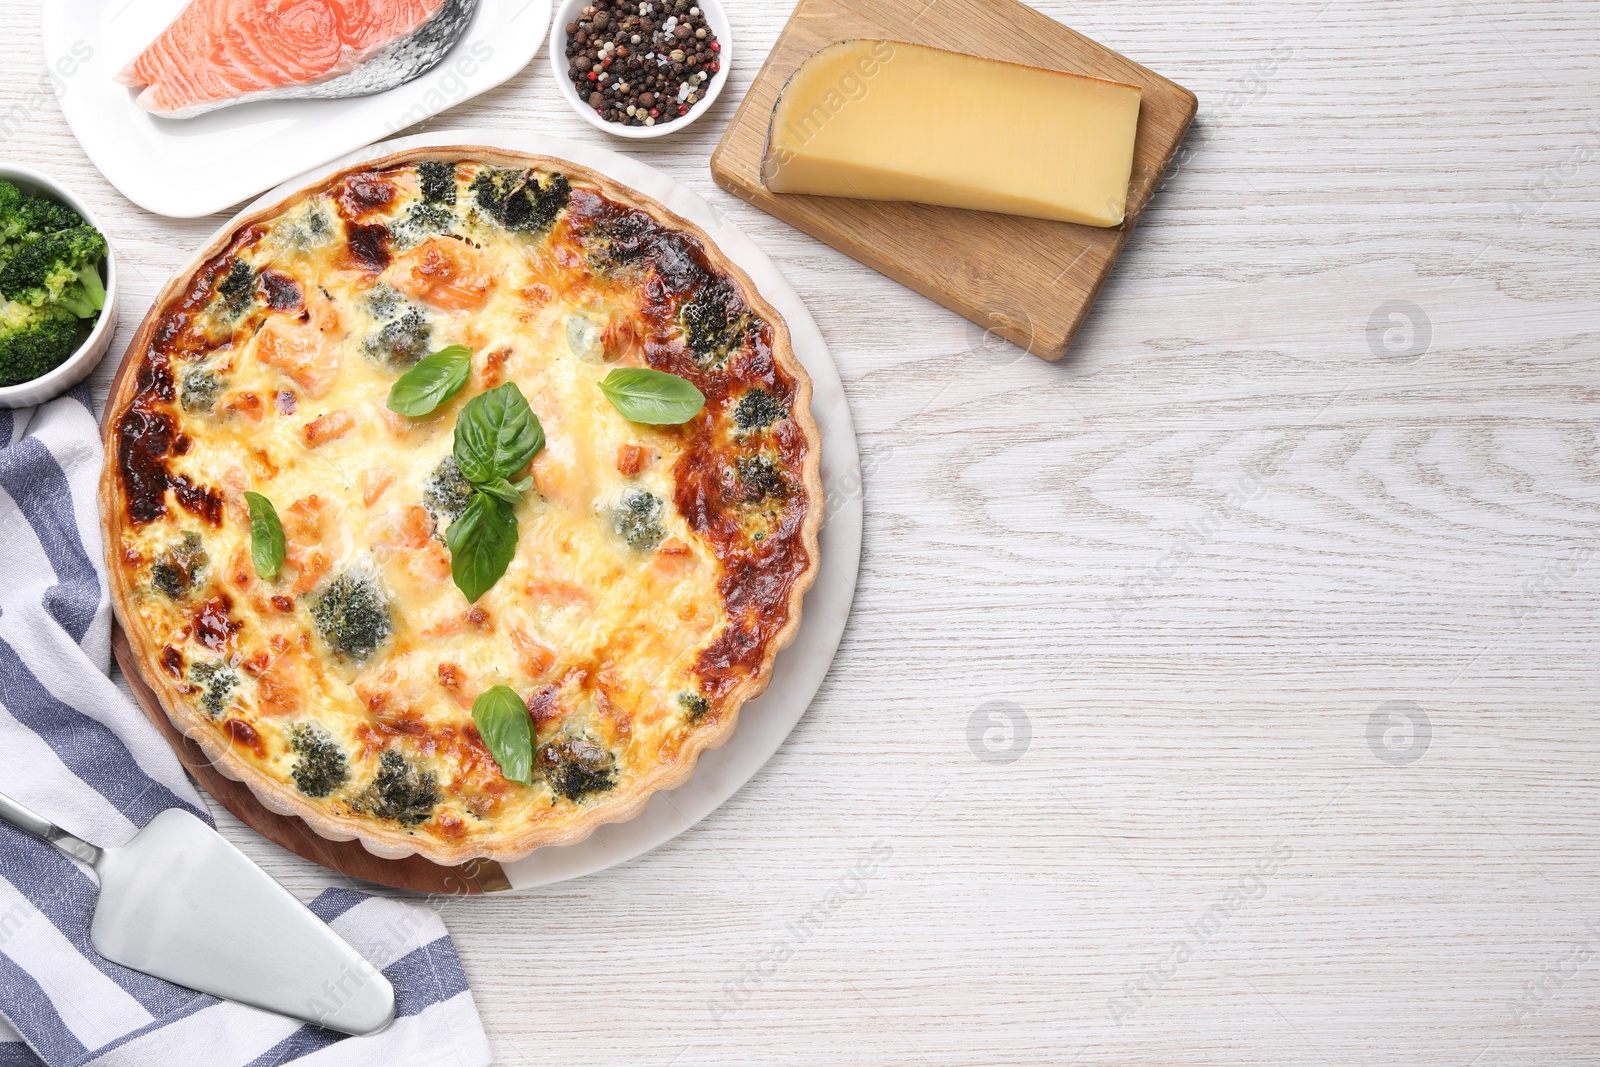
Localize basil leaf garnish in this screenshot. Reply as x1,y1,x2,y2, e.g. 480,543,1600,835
471,684,533,785
445,492,518,603
454,382,545,484
243,491,285,580
477,476,530,506
599,367,705,425
386,345,472,417
443,384,545,602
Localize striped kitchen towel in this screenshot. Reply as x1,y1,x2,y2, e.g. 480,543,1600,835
0,387,491,1067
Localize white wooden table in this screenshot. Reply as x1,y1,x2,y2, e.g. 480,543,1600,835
6,0,1600,1063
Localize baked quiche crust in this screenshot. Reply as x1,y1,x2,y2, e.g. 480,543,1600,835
99,147,822,864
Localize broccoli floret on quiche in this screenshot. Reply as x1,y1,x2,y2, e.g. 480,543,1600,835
152,532,207,599
269,200,333,251
365,284,403,320
733,388,786,432
390,201,458,251
680,279,747,367
179,366,223,414
308,570,391,661
363,300,431,368
537,738,616,801
289,724,349,798
735,454,790,503
188,659,239,718
470,168,571,233
422,455,475,531
582,211,654,272
612,490,665,551
678,692,710,720
361,748,437,825
417,161,458,205
213,258,255,320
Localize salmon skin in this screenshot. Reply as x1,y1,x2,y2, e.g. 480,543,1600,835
116,0,477,119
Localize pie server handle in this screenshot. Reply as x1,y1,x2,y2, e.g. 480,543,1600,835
0,789,103,865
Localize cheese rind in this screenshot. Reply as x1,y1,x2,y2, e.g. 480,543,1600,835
762,40,1143,227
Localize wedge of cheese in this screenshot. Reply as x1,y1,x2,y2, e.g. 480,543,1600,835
761,40,1143,227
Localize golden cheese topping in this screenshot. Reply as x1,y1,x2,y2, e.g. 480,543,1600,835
104,155,819,860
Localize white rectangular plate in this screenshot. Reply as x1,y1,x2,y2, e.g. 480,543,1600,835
41,0,551,218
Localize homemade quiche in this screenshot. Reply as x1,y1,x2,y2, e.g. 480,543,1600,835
99,149,821,864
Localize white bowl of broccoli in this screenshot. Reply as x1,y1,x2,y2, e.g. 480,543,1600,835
0,164,117,409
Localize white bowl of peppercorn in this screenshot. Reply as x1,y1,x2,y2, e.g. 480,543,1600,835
550,0,732,139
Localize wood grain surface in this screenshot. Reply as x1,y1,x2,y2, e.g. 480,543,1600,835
710,0,1197,360
5,0,1600,1064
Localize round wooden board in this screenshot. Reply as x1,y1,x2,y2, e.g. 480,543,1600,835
101,322,509,896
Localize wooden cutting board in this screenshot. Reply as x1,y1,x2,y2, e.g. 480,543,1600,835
709,0,1197,361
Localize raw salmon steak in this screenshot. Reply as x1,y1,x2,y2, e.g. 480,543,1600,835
116,0,477,119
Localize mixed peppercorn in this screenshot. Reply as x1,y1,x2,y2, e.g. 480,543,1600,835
564,0,723,128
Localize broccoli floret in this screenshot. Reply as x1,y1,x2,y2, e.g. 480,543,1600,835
735,454,790,503
360,748,437,825
680,279,747,367
369,307,430,366
0,226,107,313
363,288,431,368
733,388,786,432
180,366,224,413
189,659,239,718
0,184,103,352
214,259,255,319
0,302,80,386
270,200,334,251
389,201,457,251
0,184,103,386
306,209,332,240
365,284,402,320
422,456,474,532
308,570,392,661
56,264,104,319
152,532,207,599
470,168,570,233
583,211,654,272
289,724,349,798
678,692,710,720
612,490,665,551
0,181,28,245
537,737,616,801
417,161,457,205
0,180,83,244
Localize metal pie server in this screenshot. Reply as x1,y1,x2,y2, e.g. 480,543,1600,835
0,791,394,1036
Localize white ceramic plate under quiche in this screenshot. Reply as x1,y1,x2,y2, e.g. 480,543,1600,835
207,128,862,890
41,0,552,219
